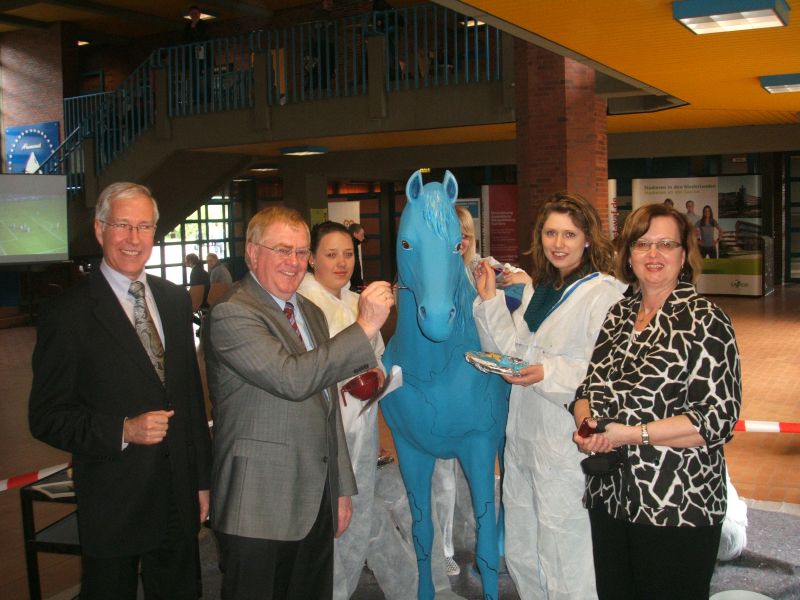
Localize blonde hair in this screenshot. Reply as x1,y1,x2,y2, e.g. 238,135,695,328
455,205,476,266
245,206,309,268
527,192,614,287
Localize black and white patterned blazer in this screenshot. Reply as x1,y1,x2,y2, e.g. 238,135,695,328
575,281,742,527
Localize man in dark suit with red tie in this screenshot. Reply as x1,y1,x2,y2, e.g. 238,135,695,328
29,182,212,600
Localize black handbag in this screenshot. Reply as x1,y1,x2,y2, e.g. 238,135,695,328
580,419,626,476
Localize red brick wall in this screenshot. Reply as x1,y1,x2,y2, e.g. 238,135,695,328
0,24,66,143
513,40,609,263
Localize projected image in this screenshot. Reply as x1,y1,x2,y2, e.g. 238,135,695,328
0,175,68,264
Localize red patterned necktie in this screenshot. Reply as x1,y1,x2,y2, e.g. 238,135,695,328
283,301,303,342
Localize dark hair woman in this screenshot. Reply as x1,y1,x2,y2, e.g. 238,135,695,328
698,204,723,259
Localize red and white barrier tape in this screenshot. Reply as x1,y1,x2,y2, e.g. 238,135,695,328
733,419,800,434
1,419,797,493
0,462,70,493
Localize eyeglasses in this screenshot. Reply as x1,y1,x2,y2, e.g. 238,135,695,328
100,220,157,236
254,242,311,260
630,239,682,253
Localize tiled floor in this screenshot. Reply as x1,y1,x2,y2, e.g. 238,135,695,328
713,288,800,506
1,284,798,599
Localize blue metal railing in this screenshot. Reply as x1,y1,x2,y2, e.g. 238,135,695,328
163,33,255,117
371,6,501,91
237,12,372,108
92,53,158,173
64,92,112,136
35,126,87,195
54,5,503,181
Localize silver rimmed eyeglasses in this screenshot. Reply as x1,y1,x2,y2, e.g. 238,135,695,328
99,220,157,236
630,239,682,253
254,242,311,260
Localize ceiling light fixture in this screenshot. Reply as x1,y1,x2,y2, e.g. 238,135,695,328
760,73,800,93
183,10,216,21
673,0,790,34
249,163,279,172
77,40,90,46
280,145,328,157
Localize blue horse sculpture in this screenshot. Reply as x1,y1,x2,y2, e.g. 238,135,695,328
382,170,510,600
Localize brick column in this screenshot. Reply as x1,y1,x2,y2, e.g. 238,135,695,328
0,24,67,143
514,40,608,263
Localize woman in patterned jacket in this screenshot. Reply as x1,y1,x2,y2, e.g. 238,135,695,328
571,203,742,600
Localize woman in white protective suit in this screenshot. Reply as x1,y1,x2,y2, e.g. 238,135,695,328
298,220,385,600
472,192,626,600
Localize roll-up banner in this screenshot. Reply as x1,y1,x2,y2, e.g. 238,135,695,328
632,176,764,296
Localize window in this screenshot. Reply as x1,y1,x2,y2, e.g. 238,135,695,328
145,193,244,285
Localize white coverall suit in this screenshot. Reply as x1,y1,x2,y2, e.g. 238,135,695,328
473,273,625,600
297,274,385,600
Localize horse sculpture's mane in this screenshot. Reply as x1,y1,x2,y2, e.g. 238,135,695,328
451,260,477,335
418,186,451,241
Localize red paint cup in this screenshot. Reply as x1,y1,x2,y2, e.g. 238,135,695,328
341,370,380,406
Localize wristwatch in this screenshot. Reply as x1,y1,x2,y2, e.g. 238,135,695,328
640,422,650,446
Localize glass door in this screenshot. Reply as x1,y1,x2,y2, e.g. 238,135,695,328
788,154,800,282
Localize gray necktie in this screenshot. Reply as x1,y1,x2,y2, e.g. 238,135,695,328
128,280,165,384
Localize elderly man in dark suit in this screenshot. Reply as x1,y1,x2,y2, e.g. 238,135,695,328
29,182,212,600
203,206,394,600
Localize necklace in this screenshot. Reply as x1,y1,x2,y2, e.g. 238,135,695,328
634,303,662,329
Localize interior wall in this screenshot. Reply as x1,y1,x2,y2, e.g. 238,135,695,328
0,23,66,155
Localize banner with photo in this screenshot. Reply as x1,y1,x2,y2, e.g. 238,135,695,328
632,175,764,296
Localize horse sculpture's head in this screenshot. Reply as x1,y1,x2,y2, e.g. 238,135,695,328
397,170,467,342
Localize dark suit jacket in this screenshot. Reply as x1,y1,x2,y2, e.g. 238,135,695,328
203,275,375,541
190,263,210,307
350,236,364,289
29,271,212,558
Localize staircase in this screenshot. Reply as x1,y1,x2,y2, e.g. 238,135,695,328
37,5,509,251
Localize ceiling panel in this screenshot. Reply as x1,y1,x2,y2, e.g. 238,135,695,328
447,0,800,133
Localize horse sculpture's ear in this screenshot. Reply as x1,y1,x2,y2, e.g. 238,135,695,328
443,170,458,204
406,170,424,204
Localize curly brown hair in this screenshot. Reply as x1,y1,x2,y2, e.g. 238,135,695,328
527,192,615,287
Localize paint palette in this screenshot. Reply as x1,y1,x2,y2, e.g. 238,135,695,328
464,351,529,376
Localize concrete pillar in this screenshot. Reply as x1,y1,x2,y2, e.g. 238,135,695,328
252,51,271,130
514,40,608,264
378,181,395,280
281,165,328,222
367,35,388,119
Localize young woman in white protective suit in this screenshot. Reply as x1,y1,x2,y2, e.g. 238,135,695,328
472,192,626,600
297,220,385,600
